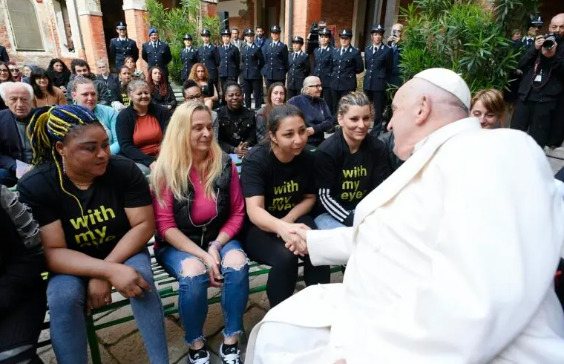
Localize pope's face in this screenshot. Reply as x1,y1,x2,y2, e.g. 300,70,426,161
387,84,419,160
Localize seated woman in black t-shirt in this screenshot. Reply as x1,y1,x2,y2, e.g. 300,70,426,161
217,81,257,157
17,105,169,364
241,104,330,308
315,92,391,229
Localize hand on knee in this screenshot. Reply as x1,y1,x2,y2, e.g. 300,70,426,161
222,250,247,270
181,258,207,278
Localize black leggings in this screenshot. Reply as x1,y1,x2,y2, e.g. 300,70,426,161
0,287,46,364
245,215,331,307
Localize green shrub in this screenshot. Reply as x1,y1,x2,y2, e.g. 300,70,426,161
399,0,526,95
145,0,221,84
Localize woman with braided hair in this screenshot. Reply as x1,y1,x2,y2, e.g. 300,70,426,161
16,105,169,364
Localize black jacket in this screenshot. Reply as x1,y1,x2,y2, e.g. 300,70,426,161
151,83,177,110
0,45,9,63
217,106,257,153
262,41,289,81
197,44,220,80
0,109,32,171
95,73,121,101
142,41,172,74
180,47,199,81
66,74,112,104
109,38,139,70
287,94,332,146
241,43,264,80
389,44,402,87
517,44,564,102
116,103,171,166
0,185,45,313
218,44,241,78
312,46,334,87
363,44,393,91
287,51,310,90
329,46,364,91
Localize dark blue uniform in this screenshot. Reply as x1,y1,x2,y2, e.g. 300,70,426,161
109,38,139,71
364,44,392,135
287,51,310,99
141,41,172,79
242,42,264,109
329,46,364,113
197,44,220,95
388,43,402,88
254,36,269,49
180,47,198,82
218,44,240,87
312,45,334,113
261,41,289,87
0,45,9,63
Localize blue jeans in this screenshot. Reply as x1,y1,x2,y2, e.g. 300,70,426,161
156,240,249,345
314,212,346,230
46,250,169,364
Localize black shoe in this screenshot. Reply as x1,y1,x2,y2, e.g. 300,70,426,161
188,347,210,364
220,342,242,364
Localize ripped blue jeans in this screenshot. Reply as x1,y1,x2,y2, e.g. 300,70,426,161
155,240,249,345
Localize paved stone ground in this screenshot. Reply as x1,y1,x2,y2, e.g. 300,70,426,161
38,269,344,364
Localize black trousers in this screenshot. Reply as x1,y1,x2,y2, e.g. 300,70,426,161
0,287,46,364
265,78,286,89
547,95,564,147
331,89,355,115
243,78,263,110
245,215,331,308
322,86,335,116
511,99,558,148
365,90,386,136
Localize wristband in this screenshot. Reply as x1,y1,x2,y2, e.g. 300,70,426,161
209,240,222,251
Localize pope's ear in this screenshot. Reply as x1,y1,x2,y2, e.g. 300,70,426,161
414,94,431,126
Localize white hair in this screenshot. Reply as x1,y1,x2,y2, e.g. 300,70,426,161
0,81,34,101
96,59,108,68
301,76,320,95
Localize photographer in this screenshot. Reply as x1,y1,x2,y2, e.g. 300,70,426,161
511,29,564,148
546,13,564,148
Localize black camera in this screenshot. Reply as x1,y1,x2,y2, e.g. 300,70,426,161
310,22,319,35
542,33,557,50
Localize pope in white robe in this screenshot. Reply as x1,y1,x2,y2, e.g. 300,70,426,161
245,68,564,364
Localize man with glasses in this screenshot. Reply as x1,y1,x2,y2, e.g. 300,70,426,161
0,82,34,186
183,79,218,139
287,76,333,146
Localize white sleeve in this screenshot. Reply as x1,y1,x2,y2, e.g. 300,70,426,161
307,227,354,266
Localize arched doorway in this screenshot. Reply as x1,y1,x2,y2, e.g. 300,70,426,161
101,1,126,70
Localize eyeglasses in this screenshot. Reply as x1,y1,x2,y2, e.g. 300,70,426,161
185,94,202,100
9,69,19,73
308,84,322,88
0,69,9,73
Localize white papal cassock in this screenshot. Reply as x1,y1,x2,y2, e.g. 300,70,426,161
246,117,564,364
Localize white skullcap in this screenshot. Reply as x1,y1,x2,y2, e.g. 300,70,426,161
413,68,471,110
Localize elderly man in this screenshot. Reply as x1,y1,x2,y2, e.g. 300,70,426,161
546,13,564,148
287,76,333,146
0,82,34,186
388,23,404,88
246,68,564,363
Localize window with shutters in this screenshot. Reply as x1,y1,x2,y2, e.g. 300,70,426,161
6,0,44,51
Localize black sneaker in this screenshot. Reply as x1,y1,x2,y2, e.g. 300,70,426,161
188,347,210,364
220,343,242,364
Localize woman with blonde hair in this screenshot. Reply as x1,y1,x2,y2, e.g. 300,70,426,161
151,101,247,364
470,89,506,129
188,63,218,109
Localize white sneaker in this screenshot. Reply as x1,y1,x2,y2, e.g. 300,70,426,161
188,348,210,364
220,343,242,364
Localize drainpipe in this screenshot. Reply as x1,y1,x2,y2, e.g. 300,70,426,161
287,0,293,45
71,0,86,57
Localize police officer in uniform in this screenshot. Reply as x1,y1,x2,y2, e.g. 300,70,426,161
364,25,392,135
287,36,310,99
180,34,198,83
521,15,544,49
109,21,139,72
198,28,220,100
218,28,241,89
261,25,289,88
242,28,264,110
329,29,364,114
141,27,172,80
313,28,334,114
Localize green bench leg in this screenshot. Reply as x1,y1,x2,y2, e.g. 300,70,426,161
86,314,102,364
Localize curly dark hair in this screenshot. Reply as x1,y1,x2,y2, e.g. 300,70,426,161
30,68,55,99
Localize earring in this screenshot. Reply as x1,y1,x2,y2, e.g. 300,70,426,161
61,155,66,174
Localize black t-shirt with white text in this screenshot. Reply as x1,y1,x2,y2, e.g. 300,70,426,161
315,129,391,225
17,156,151,259
241,144,315,219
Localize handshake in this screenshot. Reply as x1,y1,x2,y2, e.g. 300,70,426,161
279,221,310,256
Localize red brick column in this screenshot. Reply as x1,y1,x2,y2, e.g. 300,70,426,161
124,8,149,73
286,0,321,41
79,14,108,70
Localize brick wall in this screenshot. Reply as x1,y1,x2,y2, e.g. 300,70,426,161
124,8,149,74
79,15,108,70
202,2,218,17
321,0,355,47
